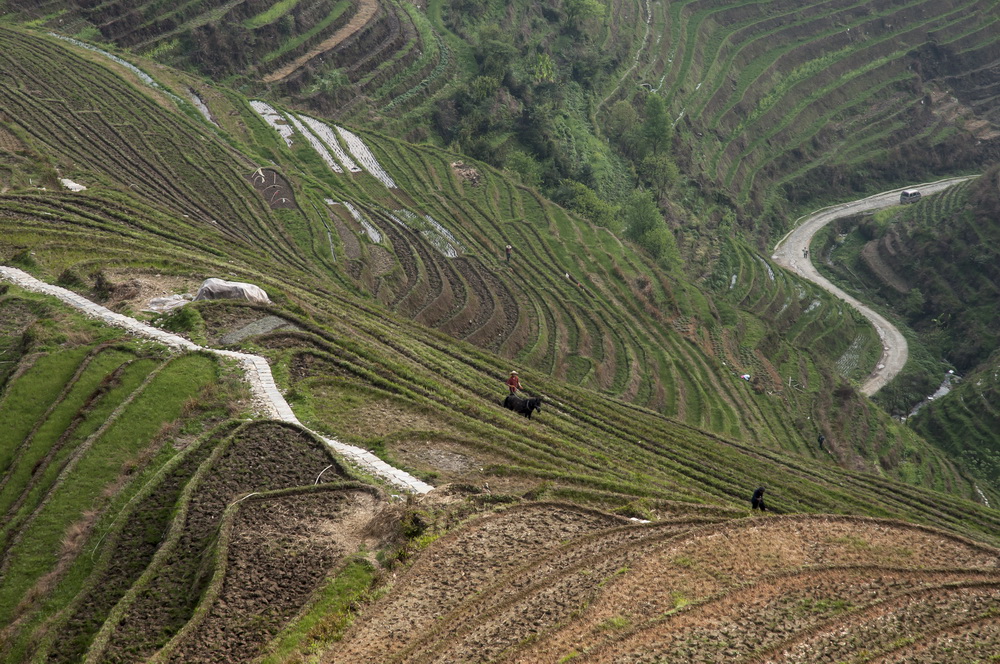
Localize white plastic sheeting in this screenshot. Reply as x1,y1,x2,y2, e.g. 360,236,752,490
193,278,271,304
335,125,397,188
249,101,295,147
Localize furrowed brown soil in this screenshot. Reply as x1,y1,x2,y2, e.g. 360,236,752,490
760,586,1000,662
877,617,1000,662
582,573,999,663
325,504,724,663
326,503,635,662
326,514,999,663
166,488,381,663
527,516,1000,663
98,421,349,664
44,426,228,664
262,0,380,83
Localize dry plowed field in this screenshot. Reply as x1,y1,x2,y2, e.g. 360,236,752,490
328,511,1000,663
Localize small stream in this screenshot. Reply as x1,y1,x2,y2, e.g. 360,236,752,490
907,371,959,418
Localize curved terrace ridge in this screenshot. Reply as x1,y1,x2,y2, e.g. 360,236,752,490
261,0,381,83
772,176,977,396
0,265,433,495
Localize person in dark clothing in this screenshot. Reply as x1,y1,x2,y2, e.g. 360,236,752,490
817,434,826,449
505,244,512,263
751,486,766,511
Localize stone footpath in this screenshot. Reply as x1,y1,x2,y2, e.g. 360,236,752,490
0,266,433,494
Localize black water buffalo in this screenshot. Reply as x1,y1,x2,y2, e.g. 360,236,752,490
503,394,543,419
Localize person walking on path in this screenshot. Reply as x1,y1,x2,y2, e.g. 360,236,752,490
751,486,767,511
505,244,513,263
817,434,826,450
506,370,522,394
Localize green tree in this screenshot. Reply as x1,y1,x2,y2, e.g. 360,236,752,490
533,53,557,84
475,26,517,79
606,100,641,159
903,288,926,319
506,150,543,188
643,94,671,155
309,69,349,95
639,152,679,197
557,180,618,229
564,0,605,34
623,190,679,268
469,75,501,102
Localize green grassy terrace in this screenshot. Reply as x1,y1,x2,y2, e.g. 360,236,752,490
0,26,979,496
0,21,998,664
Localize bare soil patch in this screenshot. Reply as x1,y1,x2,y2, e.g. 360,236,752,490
262,0,380,83
326,503,652,662
326,514,999,663
99,269,200,313
334,215,362,260
288,351,352,382
368,245,395,277
167,489,381,663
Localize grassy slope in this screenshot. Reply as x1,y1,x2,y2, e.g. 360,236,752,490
814,171,1000,495
0,26,972,493
0,23,997,664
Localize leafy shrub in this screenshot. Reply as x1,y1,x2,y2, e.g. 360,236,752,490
553,180,618,229
56,268,86,288
154,306,205,338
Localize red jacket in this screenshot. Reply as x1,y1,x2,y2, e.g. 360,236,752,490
507,374,522,392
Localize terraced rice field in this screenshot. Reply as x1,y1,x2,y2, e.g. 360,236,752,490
327,509,1000,663
0,26,983,499
614,0,1000,211
0,16,999,663
0,288,389,663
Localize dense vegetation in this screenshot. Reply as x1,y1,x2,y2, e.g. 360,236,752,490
5,0,999,231
817,168,1000,492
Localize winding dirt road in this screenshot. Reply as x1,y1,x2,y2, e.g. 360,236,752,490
772,177,976,396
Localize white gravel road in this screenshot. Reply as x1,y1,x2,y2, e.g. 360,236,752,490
772,177,976,396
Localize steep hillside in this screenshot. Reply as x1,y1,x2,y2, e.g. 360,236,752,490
0,17,999,664
327,509,1000,664
815,169,1000,493
6,0,998,225
824,172,1000,374
0,25,959,486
